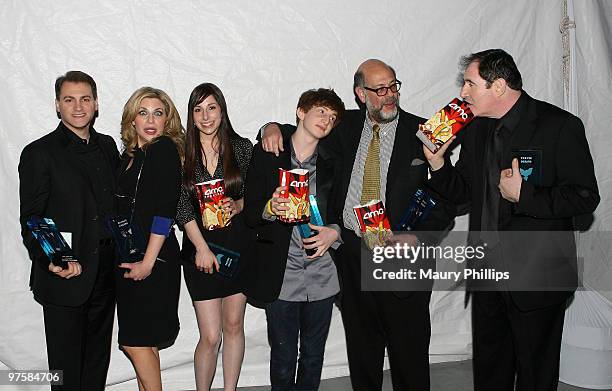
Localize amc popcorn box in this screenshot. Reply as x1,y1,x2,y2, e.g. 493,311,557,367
278,168,310,223
353,200,393,249
417,98,474,153
195,179,229,230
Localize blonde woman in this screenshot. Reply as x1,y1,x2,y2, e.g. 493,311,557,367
115,86,184,390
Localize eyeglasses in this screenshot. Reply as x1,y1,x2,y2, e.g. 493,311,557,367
362,80,402,96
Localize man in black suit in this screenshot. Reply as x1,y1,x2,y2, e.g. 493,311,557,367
261,59,454,390
19,71,120,390
424,49,600,390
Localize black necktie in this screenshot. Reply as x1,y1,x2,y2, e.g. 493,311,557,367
481,122,504,233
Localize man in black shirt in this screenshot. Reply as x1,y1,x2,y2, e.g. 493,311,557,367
424,49,599,390
19,71,120,390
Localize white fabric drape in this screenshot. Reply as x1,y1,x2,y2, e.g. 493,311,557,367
0,1,609,389
559,0,612,388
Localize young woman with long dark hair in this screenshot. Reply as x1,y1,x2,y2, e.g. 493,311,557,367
176,83,253,390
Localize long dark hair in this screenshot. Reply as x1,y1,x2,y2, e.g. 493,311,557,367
184,83,243,197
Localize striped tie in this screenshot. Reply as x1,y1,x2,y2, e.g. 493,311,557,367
360,124,381,204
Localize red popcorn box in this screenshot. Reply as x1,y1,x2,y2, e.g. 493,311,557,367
195,179,229,230
353,200,392,249
417,98,474,153
278,168,310,223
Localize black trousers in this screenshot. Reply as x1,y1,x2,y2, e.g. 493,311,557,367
472,291,566,391
41,243,115,391
336,230,432,391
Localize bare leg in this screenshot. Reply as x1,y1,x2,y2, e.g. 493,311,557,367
194,299,223,390
122,345,162,391
221,293,247,391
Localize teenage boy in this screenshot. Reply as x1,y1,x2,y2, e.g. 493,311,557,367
244,88,345,390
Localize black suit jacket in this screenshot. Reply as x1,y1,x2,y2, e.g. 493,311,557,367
243,133,338,303
19,123,120,307
323,109,453,233
428,92,600,310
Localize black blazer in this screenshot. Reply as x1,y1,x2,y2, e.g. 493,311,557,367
323,109,454,234
19,123,120,307
429,92,600,310
243,133,338,303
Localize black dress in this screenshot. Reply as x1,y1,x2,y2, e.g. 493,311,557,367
115,136,182,348
177,136,253,301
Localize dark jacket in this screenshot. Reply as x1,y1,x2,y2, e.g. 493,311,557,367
322,109,454,235
428,92,600,310
19,123,120,307
243,131,339,302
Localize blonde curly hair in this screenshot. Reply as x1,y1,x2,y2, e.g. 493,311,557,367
120,86,185,162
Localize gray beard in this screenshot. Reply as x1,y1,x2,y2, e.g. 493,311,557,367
365,97,399,123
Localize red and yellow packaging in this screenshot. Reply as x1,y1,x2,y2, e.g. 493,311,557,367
278,168,310,223
417,98,474,153
353,200,392,249
195,179,229,230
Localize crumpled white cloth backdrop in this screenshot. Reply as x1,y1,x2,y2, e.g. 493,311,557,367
559,1,612,389
0,1,608,390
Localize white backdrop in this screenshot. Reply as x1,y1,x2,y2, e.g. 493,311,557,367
1,1,609,390
559,1,612,388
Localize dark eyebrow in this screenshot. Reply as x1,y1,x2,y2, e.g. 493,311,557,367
196,102,217,108
62,95,93,100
